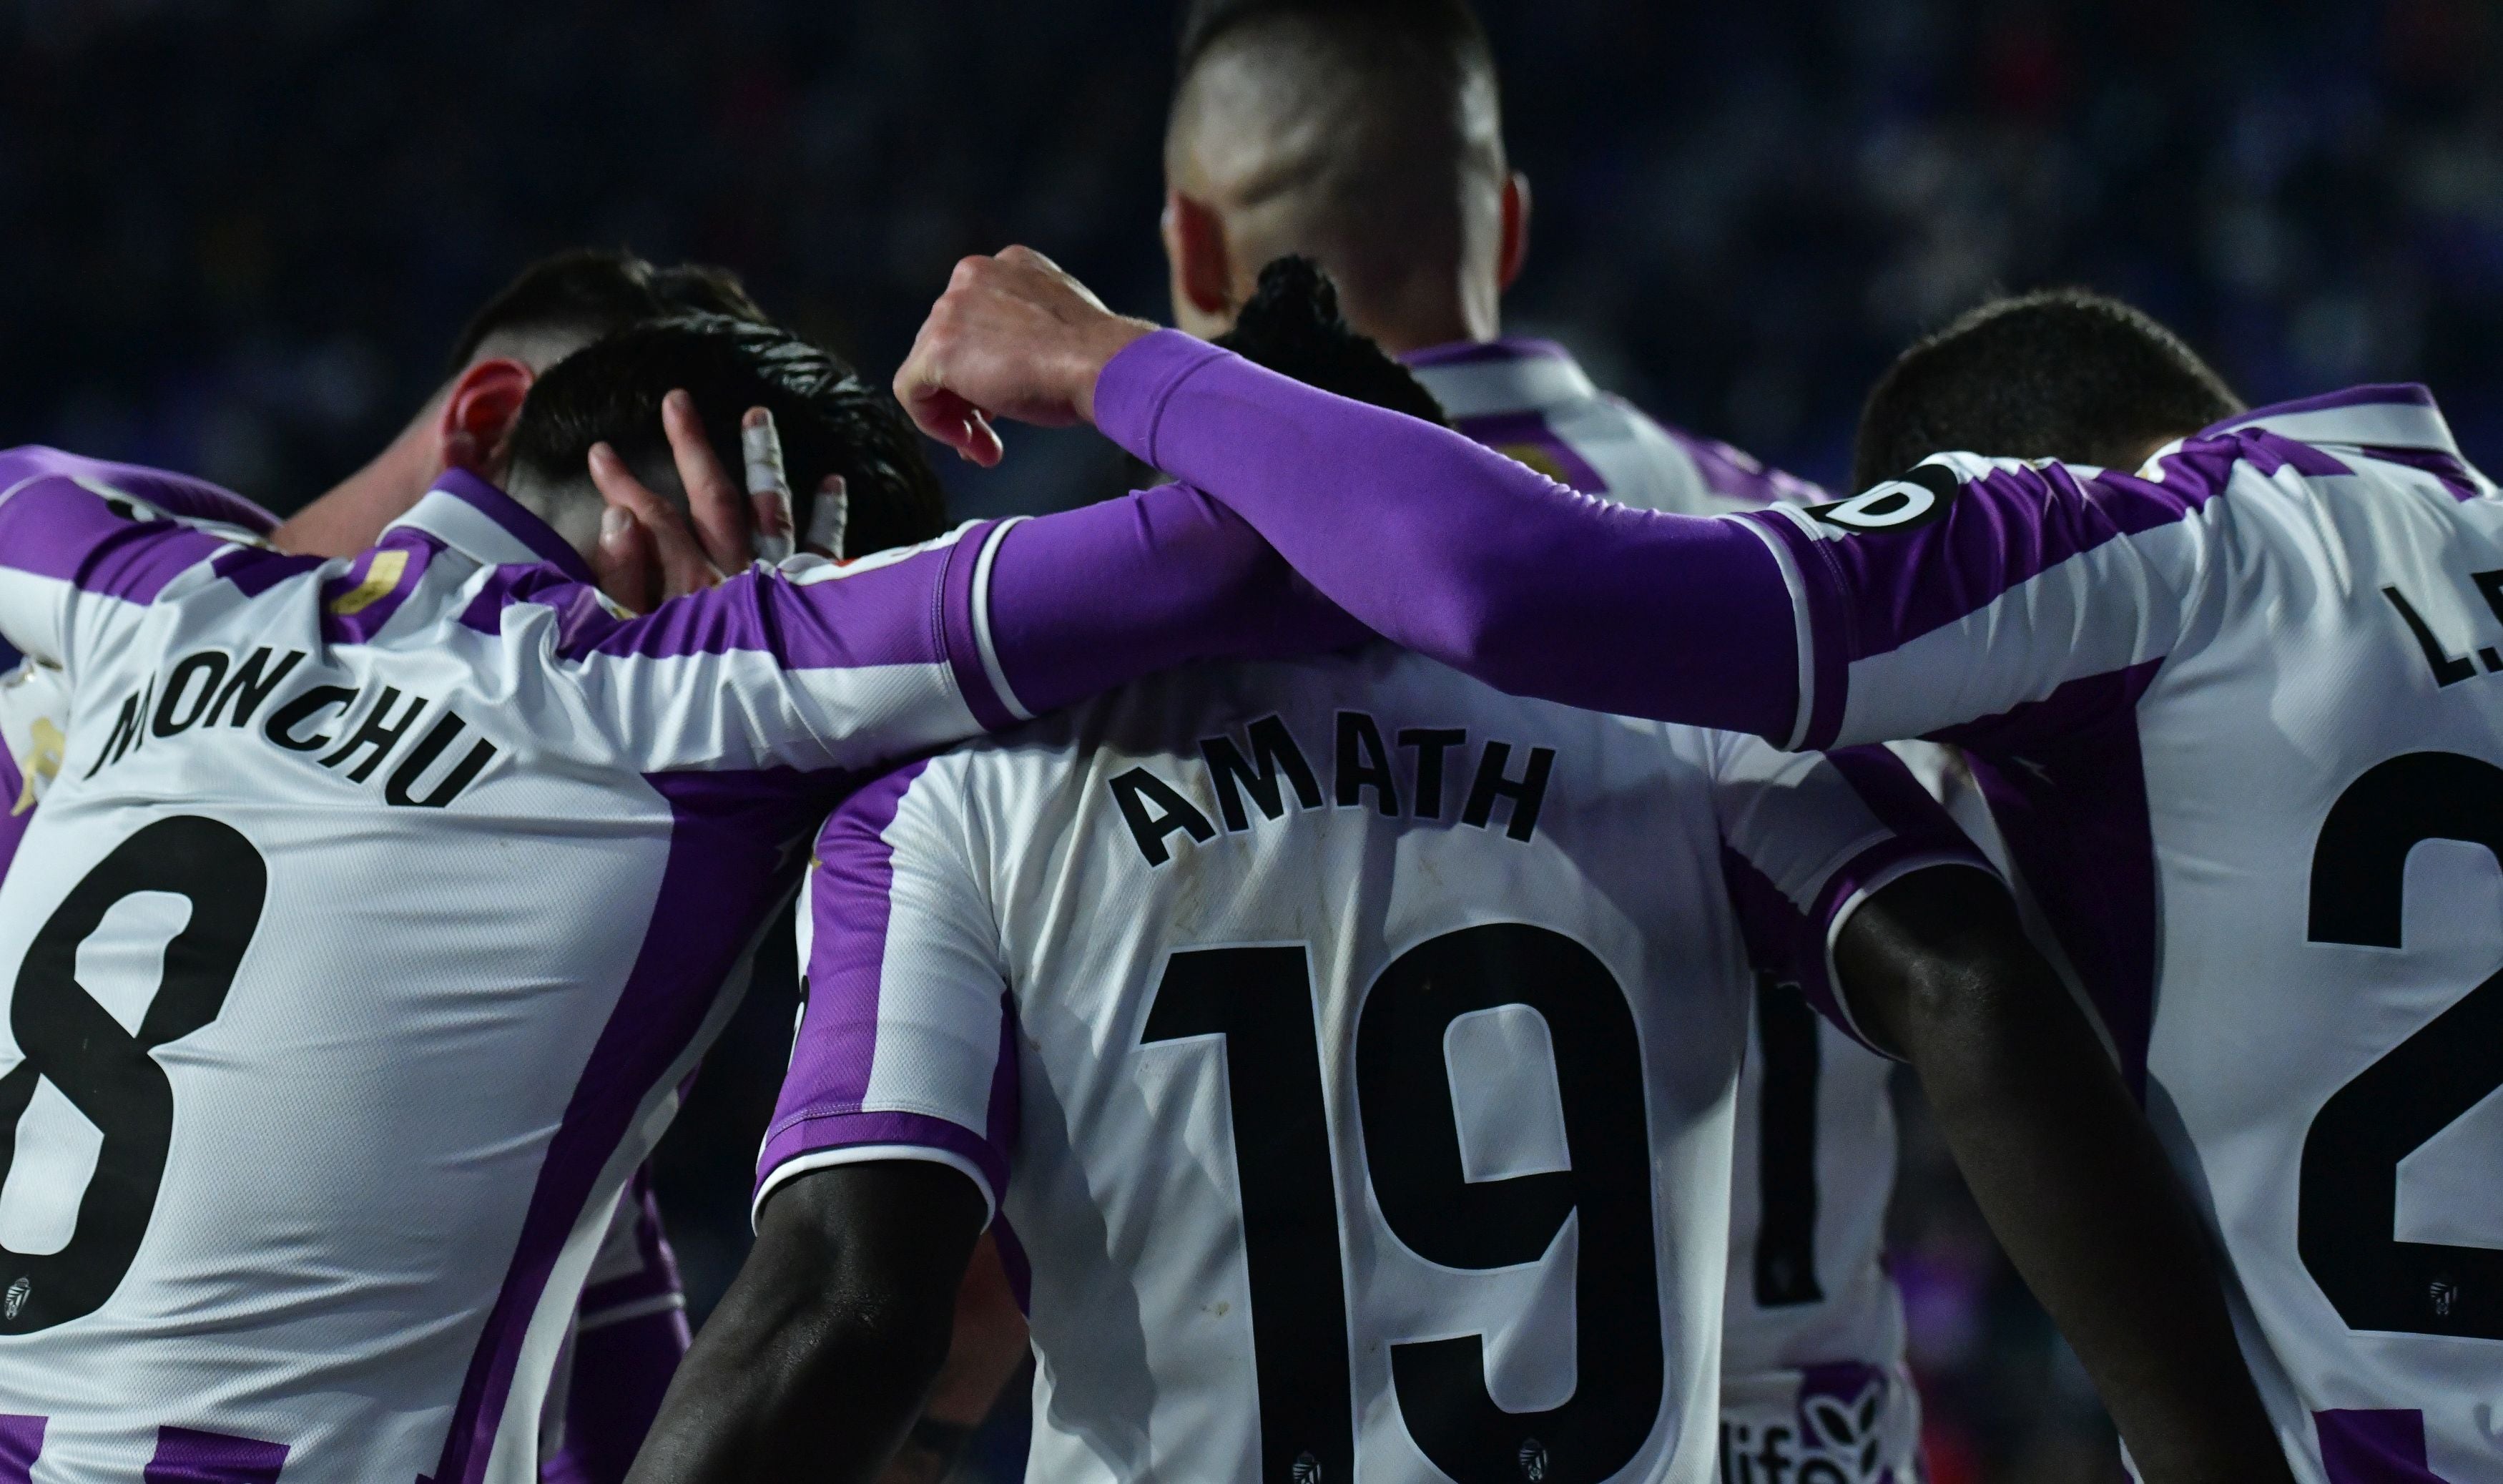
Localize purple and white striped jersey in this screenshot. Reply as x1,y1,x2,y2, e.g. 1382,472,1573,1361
1088,338,2503,1484
1404,338,1824,516
1409,338,1918,1481
0,463,695,1484
0,445,1357,1484
766,642,1990,1484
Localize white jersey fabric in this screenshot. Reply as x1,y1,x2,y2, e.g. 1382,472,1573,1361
769,644,1990,1484
1410,340,1919,1482
1723,385,2503,1483
0,443,1282,1484
1405,338,1824,518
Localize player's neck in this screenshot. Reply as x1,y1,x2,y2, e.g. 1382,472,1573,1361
498,476,605,564
272,423,438,558
1349,296,1490,360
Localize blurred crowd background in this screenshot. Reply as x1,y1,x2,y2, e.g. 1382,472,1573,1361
12,0,2500,1478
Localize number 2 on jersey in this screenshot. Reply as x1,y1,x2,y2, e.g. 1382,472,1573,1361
2303,752,2503,1341
1141,924,1665,1484
0,817,267,1335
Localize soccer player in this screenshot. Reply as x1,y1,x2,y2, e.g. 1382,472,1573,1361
636,271,2278,1484
0,248,802,1484
902,251,2490,1482
1162,0,1813,515
1159,2,1924,1467
0,311,1359,1483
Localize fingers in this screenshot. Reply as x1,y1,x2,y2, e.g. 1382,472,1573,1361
589,503,655,614
662,389,753,573
742,408,796,564
893,367,1005,467
588,442,723,600
803,473,850,560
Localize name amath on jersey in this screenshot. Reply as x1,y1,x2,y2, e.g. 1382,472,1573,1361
765,644,1983,1484
1056,284,2503,1484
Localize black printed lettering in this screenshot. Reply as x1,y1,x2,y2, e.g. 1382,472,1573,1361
2385,586,2475,687
1462,740,1555,842
82,691,146,780
265,686,357,752
320,687,428,782
1110,767,1216,868
151,652,228,737
1333,711,1400,816
202,647,305,728
1199,715,1322,833
385,712,498,808
1397,727,1467,820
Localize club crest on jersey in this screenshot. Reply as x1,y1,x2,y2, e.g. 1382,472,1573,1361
1803,464,1959,535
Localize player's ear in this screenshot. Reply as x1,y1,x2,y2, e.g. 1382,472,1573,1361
1498,170,1532,293
435,358,536,481
1164,189,1236,331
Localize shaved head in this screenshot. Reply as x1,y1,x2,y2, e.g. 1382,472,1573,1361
1164,0,1515,352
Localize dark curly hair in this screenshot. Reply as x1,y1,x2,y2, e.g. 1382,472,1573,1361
1215,255,1449,426
505,313,947,559
1853,288,2243,491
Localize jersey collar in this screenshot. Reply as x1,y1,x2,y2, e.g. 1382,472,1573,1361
1401,337,1600,420
385,468,597,586
2200,383,2462,456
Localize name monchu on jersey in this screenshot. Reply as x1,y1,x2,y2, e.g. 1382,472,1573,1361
79,644,498,809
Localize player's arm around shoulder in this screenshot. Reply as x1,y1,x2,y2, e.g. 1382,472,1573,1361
1831,865,2292,1484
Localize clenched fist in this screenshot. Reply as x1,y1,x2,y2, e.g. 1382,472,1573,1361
892,246,1157,466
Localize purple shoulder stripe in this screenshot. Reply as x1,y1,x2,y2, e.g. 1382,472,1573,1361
0,446,276,536
0,487,229,604
2205,383,2434,431
784,760,931,1116
1652,418,1828,507
1753,453,2231,747
1400,336,1575,370
429,468,599,586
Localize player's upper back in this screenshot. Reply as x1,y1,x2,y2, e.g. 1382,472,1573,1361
778,644,1980,1484
1405,338,1825,514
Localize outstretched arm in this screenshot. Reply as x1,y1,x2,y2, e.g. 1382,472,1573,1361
1834,868,2290,1484
897,249,2213,752
623,1161,987,1484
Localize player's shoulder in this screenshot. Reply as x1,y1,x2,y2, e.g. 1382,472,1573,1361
0,445,279,539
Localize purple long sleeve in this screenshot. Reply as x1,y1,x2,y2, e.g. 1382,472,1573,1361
988,481,1374,719
1091,330,1804,741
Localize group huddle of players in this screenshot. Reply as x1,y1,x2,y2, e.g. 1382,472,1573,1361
0,3,2492,1483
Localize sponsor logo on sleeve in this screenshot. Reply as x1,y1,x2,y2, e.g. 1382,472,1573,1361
1803,465,1961,535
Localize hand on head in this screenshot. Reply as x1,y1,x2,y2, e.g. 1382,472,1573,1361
892,246,1156,467
582,391,835,613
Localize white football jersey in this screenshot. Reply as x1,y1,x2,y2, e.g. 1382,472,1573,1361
0,446,1303,1484
1405,339,1826,518
1408,342,1918,1480
769,644,1989,1484
1723,385,2503,1483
